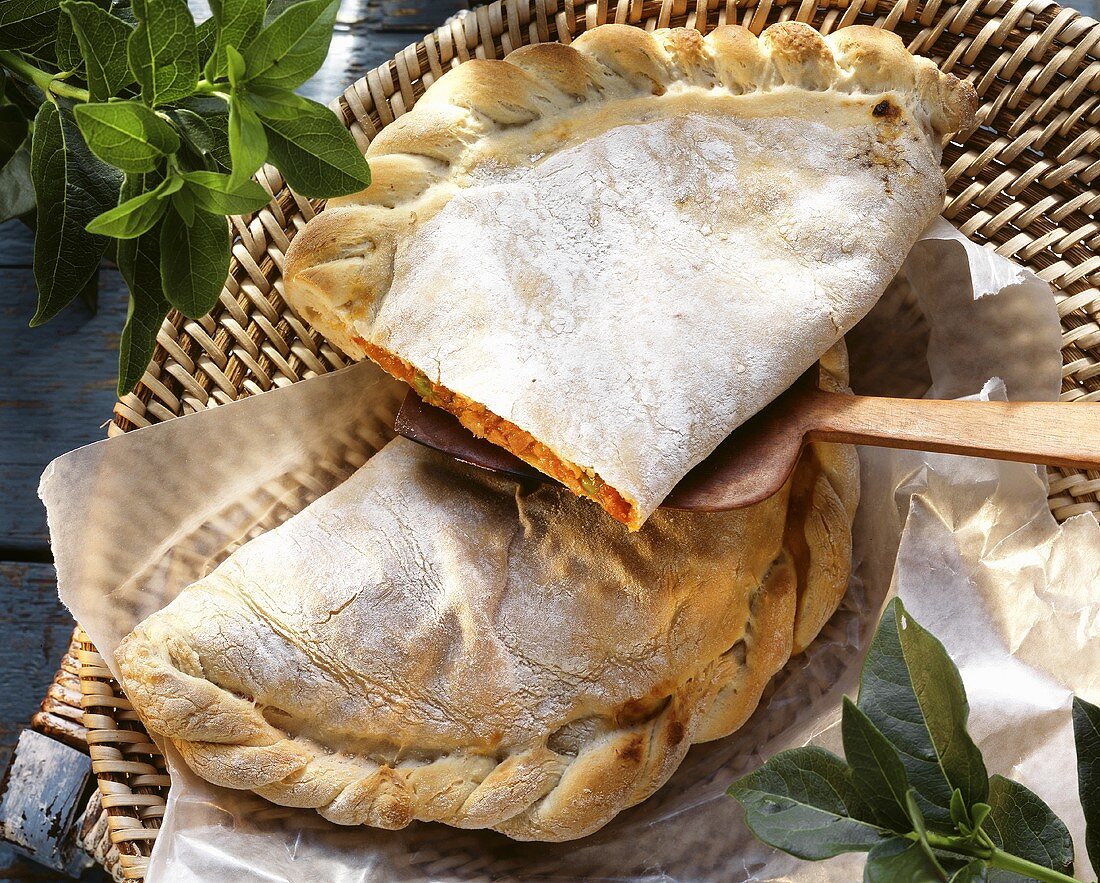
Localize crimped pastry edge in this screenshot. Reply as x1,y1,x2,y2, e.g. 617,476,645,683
113,351,859,843
285,22,977,316
281,22,972,527
363,22,978,158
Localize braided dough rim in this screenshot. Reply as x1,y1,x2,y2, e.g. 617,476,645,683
114,350,859,843
282,22,975,529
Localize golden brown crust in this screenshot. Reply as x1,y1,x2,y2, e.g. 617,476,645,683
364,24,975,162
113,348,859,842
356,337,637,526
282,22,972,529
286,23,976,334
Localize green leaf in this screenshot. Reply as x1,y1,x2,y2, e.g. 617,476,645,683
239,83,300,118
127,0,198,105
241,0,338,92
970,803,991,838
74,100,180,172
950,790,969,830
863,838,947,883
116,212,169,394
55,9,82,71
842,697,913,832
906,789,950,878
18,35,61,65
86,175,174,237
0,105,29,168
857,599,988,829
62,0,135,100
171,182,195,223
263,0,311,25
3,63,44,116
29,100,121,325
1072,696,1100,873
181,170,269,214
213,2,252,37
947,860,987,882
728,746,888,860
194,14,217,69
0,138,35,223
0,0,62,51
168,107,215,152
227,93,265,182
984,775,1073,882
253,93,370,197
159,204,229,317
168,105,229,171
224,43,245,88
205,0,263,79
73,267,98,313
908,789,931,840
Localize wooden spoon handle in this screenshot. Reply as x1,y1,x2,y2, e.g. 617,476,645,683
803,391,1100,470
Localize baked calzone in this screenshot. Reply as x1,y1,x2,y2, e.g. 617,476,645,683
283,22,974,529
114,354,858,842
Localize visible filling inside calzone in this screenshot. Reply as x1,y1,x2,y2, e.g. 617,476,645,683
361,106,939,528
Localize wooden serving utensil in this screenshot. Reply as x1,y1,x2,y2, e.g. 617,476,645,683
394,369,1100,511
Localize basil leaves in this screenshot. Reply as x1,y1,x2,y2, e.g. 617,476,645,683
730,599,1100,883
0,0,371,394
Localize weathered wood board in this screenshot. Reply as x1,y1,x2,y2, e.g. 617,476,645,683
0,564,107,881
0,731,94,877
0,260,128,551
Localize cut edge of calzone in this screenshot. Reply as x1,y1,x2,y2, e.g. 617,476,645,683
284,22,975,530
114,349,859,842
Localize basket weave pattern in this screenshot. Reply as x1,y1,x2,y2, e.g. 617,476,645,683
72,0,1100,876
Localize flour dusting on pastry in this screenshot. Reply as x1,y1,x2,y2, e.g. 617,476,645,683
284,22,975,529
374,110,933,523
115,369,858,840
113,21,976,843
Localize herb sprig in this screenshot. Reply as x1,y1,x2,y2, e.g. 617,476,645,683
0,0,371,394
730,598,1100,882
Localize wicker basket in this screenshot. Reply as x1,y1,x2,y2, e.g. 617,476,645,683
64,0,1100,877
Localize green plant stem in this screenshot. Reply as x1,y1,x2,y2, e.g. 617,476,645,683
0,50,90,102
984,850,1083,883
918,832,1081,883
192,79,231,104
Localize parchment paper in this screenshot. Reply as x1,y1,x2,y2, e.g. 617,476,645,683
42,218,1100,882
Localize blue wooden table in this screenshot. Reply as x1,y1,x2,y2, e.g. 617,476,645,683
2,0,1098,877
0,0,463,877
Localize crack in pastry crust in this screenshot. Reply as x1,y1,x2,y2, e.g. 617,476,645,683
114,347,859,842
283,22,974,530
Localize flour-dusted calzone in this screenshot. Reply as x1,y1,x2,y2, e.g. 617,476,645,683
114,356,858,841
283,22,974,529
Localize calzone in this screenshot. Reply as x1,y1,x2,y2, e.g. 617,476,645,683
115,354,858,841
283,22,974,529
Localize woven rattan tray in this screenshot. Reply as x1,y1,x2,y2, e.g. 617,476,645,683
62,0,1100,877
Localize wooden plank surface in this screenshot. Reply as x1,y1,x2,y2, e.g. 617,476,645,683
1,731,95,877
0,564,105,881
0,253,128,551
0,565,75,774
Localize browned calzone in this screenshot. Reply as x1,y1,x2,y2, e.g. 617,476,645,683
283,22,974,529
114,350,859,841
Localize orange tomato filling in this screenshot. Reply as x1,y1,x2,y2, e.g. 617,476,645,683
356,339,636,527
